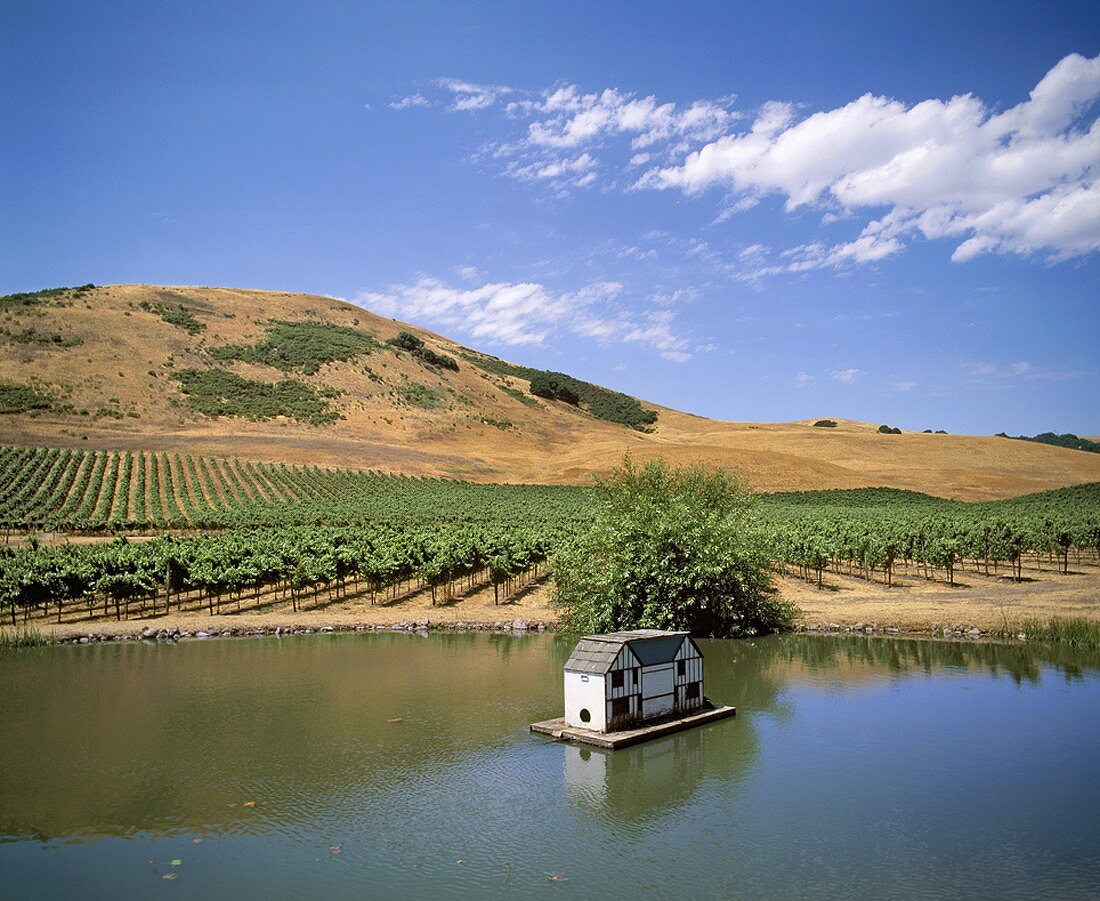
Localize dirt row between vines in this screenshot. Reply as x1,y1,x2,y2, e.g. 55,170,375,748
13,565,1099,644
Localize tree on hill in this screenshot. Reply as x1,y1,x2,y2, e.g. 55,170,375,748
529,372,580,406
386,331,424,352
552,457,795,637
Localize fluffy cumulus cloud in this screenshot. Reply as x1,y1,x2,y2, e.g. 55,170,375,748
355,278,703,361
393,55,1100,267
641,53,1100,265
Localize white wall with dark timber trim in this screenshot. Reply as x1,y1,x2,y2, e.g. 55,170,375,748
673,637,704,712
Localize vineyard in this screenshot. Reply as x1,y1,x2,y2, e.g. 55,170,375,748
0,445,588,532
0,523,560,625
759,486,1100,589
0,444,1097,627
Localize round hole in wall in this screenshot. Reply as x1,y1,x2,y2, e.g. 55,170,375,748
579,708,591,723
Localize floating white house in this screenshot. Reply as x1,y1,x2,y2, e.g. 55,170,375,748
563,629,705,733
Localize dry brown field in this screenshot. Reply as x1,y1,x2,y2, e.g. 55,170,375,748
2,284,1099,500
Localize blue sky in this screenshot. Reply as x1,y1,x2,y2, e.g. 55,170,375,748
3,1,1098,434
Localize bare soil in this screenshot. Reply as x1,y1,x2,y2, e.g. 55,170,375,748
14,565,1098,644
778,565,1100,632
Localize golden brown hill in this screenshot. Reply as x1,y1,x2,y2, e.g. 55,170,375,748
1,284,1098,500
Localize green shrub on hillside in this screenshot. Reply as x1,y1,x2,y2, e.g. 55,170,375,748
174,368,340,424
813,419,837,428
0,381,58,415
0,327,82,347
386,331,459,371
553,457,794,637
0,285,95,307
395,382,446,410
139,300,205,335
463,352,657,430
387,331,424,352
878,424,902,434
209,320,380,374
529,372,580,405
501,385,539,407
418,348,459,371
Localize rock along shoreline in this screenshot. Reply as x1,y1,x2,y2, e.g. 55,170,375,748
46,618,555,645
21,618,1030,646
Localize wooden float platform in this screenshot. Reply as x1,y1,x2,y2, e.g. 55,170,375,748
530,703,736,749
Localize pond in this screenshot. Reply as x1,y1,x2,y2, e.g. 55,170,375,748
1,633,1097,898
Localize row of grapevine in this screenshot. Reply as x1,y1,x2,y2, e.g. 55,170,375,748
0,523,561,623
0,444,592,533
761,487,1100,587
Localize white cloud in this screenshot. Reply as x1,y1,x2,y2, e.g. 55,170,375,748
621,309,696,362
794,372,814,389
892,380,920,392
506,152,597,186
830,368,860,384
354,276,701,360
434,77,513,111
394,54,1100,265
641,53,1100,263
647,286,700,305
389,93,431,110
518,84,738,150
963,360,1083,382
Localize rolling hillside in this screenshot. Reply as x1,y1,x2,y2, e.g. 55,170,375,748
2,283,1098,500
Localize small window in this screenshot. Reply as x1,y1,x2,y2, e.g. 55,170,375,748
611,670,624,689
677,660,686,677
579,708,591,723
686,681,701,700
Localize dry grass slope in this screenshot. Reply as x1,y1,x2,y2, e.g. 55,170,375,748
2,284,1098,499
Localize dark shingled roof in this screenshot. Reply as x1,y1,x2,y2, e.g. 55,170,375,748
564,630,690,675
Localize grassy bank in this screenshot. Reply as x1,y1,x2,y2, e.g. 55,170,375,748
0,627,47,649
1021,617,1100,650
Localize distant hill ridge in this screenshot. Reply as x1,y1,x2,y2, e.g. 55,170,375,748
1,283,1099,500
996,432,1100,455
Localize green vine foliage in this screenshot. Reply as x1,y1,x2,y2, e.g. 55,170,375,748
552,457,794,638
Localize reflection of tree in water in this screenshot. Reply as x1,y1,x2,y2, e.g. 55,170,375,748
563,633,1098,826
5,632,1093,844
736,634,1098,687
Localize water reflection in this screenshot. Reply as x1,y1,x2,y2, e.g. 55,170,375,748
564,731,710,823
1,632,1098,900
720,633,1099,687
0,633,565,843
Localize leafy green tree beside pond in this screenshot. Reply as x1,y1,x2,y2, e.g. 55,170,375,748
552,457,795,638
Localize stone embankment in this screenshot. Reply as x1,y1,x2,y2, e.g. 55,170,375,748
798,621,1028,641
54,618,552,645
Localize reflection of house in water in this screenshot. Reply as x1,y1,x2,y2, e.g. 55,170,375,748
563,730,707,822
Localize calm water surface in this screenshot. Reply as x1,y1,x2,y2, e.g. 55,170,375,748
1,633,1097,899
